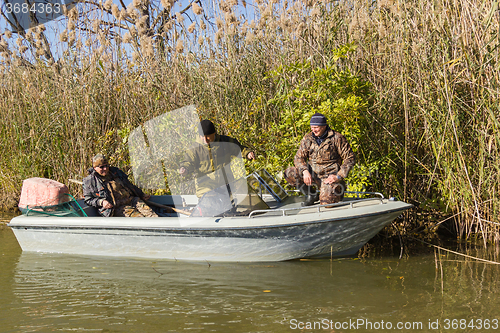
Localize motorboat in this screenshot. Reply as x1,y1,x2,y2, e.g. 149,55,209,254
8,170,411,262
8,106,412,262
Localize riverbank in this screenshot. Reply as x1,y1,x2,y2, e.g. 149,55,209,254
0,0,498,242
0,197,20,213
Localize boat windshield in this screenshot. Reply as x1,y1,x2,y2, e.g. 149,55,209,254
128,105,270,217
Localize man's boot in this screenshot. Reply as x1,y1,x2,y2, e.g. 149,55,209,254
299,185,319,206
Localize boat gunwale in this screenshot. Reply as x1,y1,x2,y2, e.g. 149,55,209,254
250,197,388,218
8,203,412,232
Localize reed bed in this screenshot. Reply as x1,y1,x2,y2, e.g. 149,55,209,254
0,0,498,243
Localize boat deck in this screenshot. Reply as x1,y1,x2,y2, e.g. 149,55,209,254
72,192,390,219
254,195,389,218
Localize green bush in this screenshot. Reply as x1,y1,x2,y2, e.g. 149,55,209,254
248,44,378,193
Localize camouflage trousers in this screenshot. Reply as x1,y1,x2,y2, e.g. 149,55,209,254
284,167,346,205
114,197,158,217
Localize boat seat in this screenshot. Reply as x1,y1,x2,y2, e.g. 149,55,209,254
76,199,100,217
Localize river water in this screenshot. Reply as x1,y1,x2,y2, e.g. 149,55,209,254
2,214,500,333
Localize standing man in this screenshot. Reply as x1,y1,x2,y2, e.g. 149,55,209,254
83,154,158,217
285,113,356,206
179,119,255,198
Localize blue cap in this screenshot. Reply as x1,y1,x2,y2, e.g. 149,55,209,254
310,113,327,126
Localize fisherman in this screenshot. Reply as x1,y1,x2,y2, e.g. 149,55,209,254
83,154,158,217
178,119,255,198
284,113,356,206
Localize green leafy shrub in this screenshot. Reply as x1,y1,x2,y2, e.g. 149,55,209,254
249,44,378,193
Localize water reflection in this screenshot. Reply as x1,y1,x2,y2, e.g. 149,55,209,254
12,253,405,332
0,219,22,332
3,222,500,332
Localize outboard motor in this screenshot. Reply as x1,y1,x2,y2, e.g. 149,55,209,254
18,178,70,214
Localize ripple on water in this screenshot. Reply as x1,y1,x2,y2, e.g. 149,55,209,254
3,225,500,332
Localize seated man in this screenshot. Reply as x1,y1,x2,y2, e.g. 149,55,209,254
285,113,356,206
179,119,255,198
83,154,158,217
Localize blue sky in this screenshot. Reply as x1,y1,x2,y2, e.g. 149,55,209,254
0,0,259,63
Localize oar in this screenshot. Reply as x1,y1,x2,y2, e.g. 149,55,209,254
144,200,191,216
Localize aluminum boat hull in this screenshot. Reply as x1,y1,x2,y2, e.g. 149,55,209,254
8,198,411,262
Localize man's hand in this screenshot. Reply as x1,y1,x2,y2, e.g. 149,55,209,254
303,170,313,186
247,152,255,160
102,200,113,209
324,174,342,185
143,194,151,200
179,167,187,175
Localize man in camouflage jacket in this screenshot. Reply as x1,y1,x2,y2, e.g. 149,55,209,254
285,113,356,205
179,120,255,198
83,154,157,217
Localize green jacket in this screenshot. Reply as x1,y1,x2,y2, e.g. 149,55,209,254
180,134,252,197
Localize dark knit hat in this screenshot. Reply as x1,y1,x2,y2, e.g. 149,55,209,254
199,119,216,135
310,113,327,126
